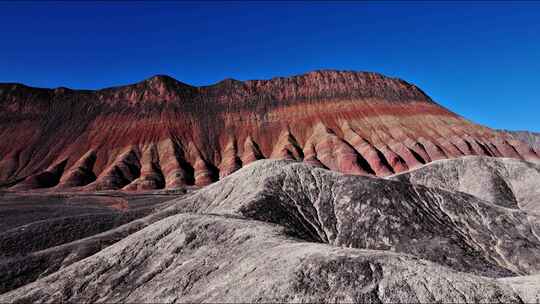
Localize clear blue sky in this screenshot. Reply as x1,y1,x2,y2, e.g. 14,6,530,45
1,1,538,131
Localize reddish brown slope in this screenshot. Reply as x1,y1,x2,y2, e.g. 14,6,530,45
0,70,537,190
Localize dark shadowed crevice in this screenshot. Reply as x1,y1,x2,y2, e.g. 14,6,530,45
476,140,494,157
464,140,475,155
408,147,426,164
375,148,395,174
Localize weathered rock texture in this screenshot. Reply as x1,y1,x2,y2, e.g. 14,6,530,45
1,158,539,302
1,70,538,191
502,130,540,156
391,156,540,212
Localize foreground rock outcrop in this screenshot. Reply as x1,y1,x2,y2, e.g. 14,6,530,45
1,70,538,191
2,158,539,303
391,156,540,212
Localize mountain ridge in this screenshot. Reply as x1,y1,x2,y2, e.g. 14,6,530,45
0,70,425,94
1,70,538,191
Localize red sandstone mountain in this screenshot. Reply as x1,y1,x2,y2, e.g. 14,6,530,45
0,70,538,191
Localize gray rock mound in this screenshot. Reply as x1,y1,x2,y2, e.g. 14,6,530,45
1,158,540,303
0,214,527,303
162,159,540,277
390,156,540,212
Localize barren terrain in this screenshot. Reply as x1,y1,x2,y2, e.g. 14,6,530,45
1,71,539,303
1,157,539,303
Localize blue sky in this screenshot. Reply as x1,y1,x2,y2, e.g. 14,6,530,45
1,1,538,131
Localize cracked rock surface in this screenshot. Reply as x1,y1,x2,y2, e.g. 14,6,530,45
1,157,540,303
390,156,540,212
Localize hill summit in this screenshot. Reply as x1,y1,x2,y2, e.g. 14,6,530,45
0,70,537,191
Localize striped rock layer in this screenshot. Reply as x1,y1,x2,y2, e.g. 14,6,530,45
0,70,537,191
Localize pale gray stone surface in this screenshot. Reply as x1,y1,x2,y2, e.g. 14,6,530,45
1,158,540,303
499,274,540,303
0,214,527,303
390,156,540,212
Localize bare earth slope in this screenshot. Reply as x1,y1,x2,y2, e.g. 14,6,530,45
502,130,540,156
1,70,538,191
2,158,539,303
0,191,180,294
390,156,540,212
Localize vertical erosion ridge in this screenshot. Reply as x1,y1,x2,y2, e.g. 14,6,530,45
0,70,537,190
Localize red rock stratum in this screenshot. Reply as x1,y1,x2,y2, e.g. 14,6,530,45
1,70,537,190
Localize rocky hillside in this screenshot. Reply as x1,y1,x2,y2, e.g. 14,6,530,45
391,156,540,212
502,130,540,155
1,70,538,191
1,157,539,302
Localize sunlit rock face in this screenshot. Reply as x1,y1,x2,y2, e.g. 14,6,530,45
390,156,540,212
1,70,538,191
501,130,540,156
2,159,540,302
